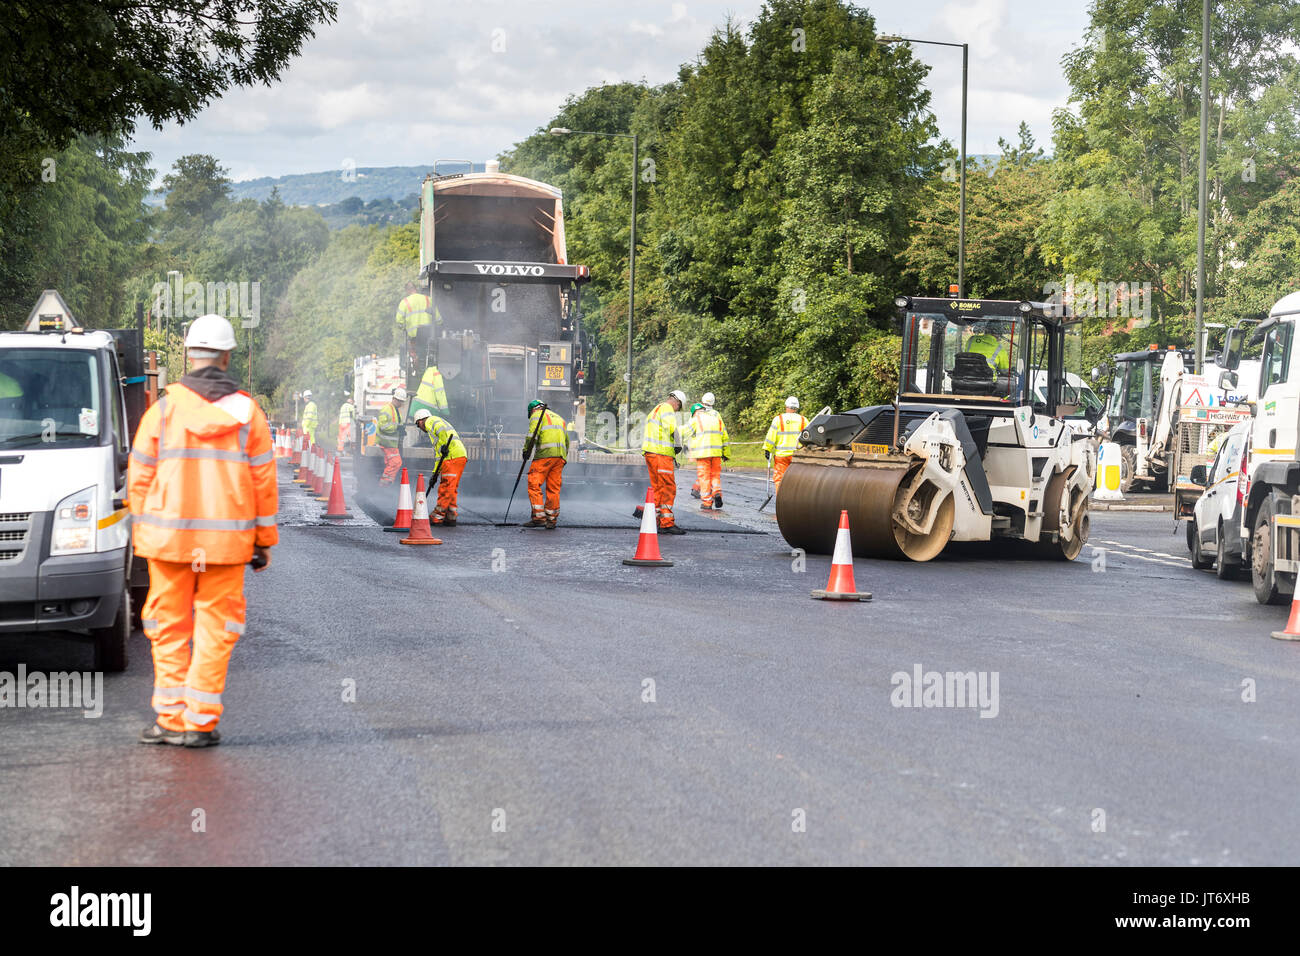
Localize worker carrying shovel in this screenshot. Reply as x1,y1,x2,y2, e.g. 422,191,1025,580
522,399,569,529
413,408,467,527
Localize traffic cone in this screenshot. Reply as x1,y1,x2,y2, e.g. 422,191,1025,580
321,456,352,518
811,510,871,601
1271,593,1300,641
289,431,301,466
384,468,414,533
400,474,442,545
295,440,312,483
314,450,330,499
623,488,673,567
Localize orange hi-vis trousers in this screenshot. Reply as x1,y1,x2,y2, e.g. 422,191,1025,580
773,455,794,492
528,457,564,520
380,446,402,483
433,456,467,523
645,452,677,528
695,457,722,506
142,559,246,733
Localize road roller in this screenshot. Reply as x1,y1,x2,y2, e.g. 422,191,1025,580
777,295,1100,561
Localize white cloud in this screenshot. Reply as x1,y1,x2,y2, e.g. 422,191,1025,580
128,0,1090,185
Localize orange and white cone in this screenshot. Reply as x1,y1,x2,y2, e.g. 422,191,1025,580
313,448,329,498
384,468,414,533
295,439,312,483
623,488,673,567
321,455,353,518
811,510,871,601
400,473,442,546
289,430,302,466
1271,593,1300,641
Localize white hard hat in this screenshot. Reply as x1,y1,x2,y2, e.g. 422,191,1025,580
785,396,800,409
701,392,715,407
670,390,686,404
413,408,432,424
393,386,408,402
184,313,237,353
302,389,313,399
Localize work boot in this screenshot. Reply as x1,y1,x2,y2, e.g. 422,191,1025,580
183,729,221,748
633,506,644,519
690,488,701,499
523,517,546,528
443,517,457,527
700,503,712,511
139,722,185,746
714,493,724,509
661,524,686,535
545,520,557,530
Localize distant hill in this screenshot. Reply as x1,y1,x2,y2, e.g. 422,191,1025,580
146,162,487,209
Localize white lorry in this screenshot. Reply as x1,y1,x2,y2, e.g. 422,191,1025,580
1219,290,1300,605
0,293,149,669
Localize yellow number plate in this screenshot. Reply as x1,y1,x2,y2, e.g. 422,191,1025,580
544,365,565,380
851,442,891,456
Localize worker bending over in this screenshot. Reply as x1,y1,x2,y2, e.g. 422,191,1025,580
413,408,467,526
641,390,686,535
523,400,569,529
682,392,730,510
129,314,277,748
763,396,807,494
376,386,408,485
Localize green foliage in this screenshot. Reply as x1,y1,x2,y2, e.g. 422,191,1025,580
0,136,151,329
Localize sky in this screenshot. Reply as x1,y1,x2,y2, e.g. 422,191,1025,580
128,0,1092,187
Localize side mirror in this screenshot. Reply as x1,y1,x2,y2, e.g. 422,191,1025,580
1248,401,1258,418
1083,404,1102,425
1219,370,1238,391
1190,464,1208,486
1221,329,1242,370
115,448,129,485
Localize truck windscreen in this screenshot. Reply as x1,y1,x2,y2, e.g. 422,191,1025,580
0,349,102,448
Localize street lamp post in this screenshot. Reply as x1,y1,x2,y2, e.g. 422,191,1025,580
165,269,182,365
1194,0,1210,374
879,35,968,298
550,126,638,447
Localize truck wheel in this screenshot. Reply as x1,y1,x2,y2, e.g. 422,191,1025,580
1216,522,1241,580
1119,445,1138,493
1252,498,1290,605
1190,517,1212,570
92,586,131,672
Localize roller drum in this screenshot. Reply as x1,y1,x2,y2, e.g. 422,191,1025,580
776,460,954,562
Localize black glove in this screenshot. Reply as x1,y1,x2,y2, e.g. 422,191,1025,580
674,445,683,456
723,454,730,462
521,448,530,461
765,452,772,463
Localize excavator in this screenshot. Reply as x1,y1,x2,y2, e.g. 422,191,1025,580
777,296,1098,561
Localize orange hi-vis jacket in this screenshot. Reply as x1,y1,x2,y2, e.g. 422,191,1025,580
128,384,279,565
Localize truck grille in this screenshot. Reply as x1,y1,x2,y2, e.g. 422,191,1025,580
0,512,32,561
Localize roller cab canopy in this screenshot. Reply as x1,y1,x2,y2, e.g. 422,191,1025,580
895,296,1086,416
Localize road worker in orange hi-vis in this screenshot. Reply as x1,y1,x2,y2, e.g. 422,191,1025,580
763,396,808,494
522,400,570,529
641,390,687,534
128,314,278,749
681,392,731,510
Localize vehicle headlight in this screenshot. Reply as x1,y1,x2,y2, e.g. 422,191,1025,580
51,486,96,556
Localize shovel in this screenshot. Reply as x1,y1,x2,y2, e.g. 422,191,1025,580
758,461,774,512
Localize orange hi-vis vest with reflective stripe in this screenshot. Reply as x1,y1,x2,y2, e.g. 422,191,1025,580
128,384,279,565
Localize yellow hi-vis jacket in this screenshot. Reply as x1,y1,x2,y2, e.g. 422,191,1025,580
642,402,680,456
421,415,467,461
301,400,318,437
524,409,569,460
762,411,807,457
338,400,356,425
966,333,1010,371
412,365,448,413
681,408,730,459
376,401,403,448
396,293,434,338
